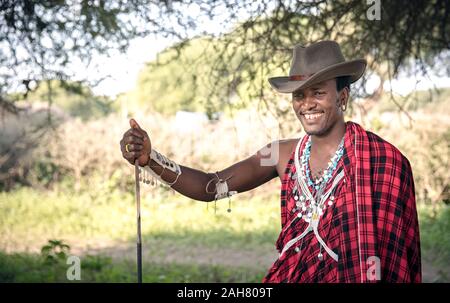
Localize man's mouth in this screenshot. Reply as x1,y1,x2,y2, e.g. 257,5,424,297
301,112,324,120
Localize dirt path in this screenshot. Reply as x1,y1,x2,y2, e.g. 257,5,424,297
75,240,278,270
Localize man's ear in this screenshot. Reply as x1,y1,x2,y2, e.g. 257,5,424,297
339,87,349,107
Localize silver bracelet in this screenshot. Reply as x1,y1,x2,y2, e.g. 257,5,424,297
140,149,182,187
150,149,181,175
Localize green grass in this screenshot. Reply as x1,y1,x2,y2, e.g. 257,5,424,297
0,186,280,283
0,252,266,282
1,186,449,282
0,186,280,251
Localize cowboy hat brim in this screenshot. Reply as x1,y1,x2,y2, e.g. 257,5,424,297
268,59,367,94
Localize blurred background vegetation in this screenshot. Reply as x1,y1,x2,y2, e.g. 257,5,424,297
0,0,449,282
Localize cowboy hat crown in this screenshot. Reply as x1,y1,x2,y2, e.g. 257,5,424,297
269,40,367,93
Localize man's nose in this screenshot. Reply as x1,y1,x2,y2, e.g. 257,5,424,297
300,96,317,111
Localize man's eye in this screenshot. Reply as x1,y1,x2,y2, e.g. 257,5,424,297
315,91,325,96
293,94,304,100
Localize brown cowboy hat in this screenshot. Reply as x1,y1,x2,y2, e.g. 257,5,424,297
268,40,367,93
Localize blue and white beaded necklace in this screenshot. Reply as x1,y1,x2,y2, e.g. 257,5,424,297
303,136,345,191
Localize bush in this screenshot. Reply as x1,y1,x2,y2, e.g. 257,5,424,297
40,239,71,264
418,204,450,281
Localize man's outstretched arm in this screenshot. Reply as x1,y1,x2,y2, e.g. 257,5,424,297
120,119,280,202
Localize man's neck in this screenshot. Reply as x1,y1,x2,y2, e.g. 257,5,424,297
310,121,346,157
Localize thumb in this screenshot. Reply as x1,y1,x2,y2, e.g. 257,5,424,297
129,118,148,141
129,118,141,130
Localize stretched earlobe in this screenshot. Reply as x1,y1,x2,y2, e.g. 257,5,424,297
338,91,348,112
336,96,347,112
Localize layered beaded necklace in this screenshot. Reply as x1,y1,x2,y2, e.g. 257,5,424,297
279,135,346,262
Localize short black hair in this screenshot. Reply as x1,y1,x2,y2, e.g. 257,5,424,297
336,76,352,92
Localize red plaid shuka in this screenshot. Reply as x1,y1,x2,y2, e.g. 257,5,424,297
263,122,421,283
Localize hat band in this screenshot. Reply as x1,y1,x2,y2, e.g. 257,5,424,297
289,74,314,81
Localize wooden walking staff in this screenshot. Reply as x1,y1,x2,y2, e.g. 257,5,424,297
134,159,143,283
130,119,146,283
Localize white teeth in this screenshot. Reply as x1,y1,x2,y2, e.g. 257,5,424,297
304,113,323,120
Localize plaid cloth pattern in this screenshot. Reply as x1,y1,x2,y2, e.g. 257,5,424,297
263,122,421,283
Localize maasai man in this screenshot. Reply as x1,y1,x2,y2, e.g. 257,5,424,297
120,40,421,283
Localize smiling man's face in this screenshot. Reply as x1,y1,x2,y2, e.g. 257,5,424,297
292,78,348,137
